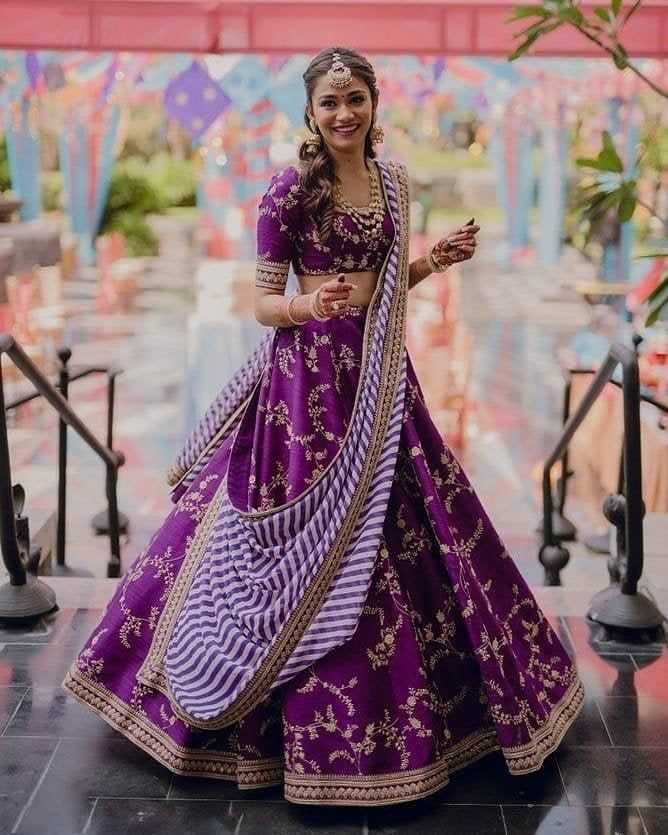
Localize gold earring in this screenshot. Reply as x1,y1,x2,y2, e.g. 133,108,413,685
304,125,322,152
370,123,385,145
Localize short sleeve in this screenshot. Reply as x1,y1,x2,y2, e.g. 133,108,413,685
255,167,301,290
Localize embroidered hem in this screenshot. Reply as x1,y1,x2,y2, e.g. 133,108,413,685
62,669,584,806
63,669,284,787
503,677,585,774
283,677,584,806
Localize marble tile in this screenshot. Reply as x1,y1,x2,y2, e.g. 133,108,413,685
0,796,24,835
0,684,28,733
3,685,117,738
17,736,172,834
597,696,668,747
86,798,240,835
502,804,646,835
432,751,567,806
556,745,668,807
87,800,365,835
639,806,668,835
0,642,76,687
0,736,59,821
368,802,505,834
168,774,284,802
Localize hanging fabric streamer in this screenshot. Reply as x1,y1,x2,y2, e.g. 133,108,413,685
5,98,41,221
489,101,534,261
59,104,121,265
537,99,568,267
237,97,274,257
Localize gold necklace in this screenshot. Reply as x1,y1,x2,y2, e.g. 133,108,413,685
334,166,385,238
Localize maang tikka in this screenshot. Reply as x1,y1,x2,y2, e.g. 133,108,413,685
326,52,352,88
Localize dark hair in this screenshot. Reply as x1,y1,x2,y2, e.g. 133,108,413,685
298,47,379,243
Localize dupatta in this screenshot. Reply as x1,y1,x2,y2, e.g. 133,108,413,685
138,160,411,729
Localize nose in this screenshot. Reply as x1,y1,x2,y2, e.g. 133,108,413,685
336,104,354,122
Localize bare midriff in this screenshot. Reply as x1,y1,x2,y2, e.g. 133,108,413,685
296,271,379,308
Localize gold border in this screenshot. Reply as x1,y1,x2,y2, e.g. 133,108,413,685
503,677,585,773
62,668,283,786
63,660,583,804
283,676,585,806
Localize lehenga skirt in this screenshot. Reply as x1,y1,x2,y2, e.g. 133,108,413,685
63,306,583,806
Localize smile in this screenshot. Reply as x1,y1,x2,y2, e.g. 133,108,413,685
332,125,360,135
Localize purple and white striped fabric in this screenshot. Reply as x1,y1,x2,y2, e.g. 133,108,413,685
164,162,407,725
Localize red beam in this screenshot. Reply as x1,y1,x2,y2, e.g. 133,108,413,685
0,1,666,56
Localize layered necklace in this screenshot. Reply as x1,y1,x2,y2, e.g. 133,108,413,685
334,165,385,239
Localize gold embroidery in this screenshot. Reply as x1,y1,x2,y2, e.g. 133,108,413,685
62,669,284,785
255,257,289,289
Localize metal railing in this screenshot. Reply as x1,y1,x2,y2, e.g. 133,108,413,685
539,340,664,635
0,334,125,620
4,346,128,573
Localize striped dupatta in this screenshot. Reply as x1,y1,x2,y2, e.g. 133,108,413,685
140,160,411,729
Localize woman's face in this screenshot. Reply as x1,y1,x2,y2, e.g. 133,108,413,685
308,73,374,155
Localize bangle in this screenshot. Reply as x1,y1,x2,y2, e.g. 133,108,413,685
309,288,329,322
427,247,451,273
286,293,306,325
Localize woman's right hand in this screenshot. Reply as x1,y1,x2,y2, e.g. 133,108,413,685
311,274,358,318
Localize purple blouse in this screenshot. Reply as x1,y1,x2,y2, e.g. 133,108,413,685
255,164,395,290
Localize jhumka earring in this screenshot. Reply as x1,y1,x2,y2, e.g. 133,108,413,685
326,52,352,88
304,118,322,152
370,123,385,145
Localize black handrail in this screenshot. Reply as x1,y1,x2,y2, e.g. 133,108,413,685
540,340,663,633
0,334,125,585
5,364,122,410
4,352,126,570
551,364,667,549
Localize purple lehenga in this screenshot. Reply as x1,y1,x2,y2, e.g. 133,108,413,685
63,160,583,805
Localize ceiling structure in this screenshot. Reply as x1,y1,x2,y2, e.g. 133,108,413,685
1,0,667,56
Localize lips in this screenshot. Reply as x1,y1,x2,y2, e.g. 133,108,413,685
333,125,360,135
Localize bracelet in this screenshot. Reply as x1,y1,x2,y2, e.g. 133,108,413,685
309,288,329,322
286,293,306,325
427,246,451,274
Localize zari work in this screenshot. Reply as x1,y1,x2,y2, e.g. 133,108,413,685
63,160,583,806
255,164,394,288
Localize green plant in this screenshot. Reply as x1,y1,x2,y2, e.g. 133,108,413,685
508,0,668,323
0,135,11,193
508,1,666,99
574,130,640,231
41,171,62,213
104,212,159,257
144,152,197,209
99,160,163,256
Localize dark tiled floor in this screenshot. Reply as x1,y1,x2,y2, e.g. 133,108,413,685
0,610,666,834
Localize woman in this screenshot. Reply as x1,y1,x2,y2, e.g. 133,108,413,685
64,47,583,806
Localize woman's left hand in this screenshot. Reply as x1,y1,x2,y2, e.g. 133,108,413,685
431,218,480,270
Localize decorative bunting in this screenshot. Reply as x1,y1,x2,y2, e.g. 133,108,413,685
219,56,270,112
164,61,231,140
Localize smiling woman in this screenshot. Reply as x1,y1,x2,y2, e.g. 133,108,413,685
63,45,583,808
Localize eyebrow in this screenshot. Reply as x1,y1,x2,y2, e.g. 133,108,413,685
317,88,368,102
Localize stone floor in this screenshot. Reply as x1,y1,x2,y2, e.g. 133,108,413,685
0,608,666,833
0,218,666,833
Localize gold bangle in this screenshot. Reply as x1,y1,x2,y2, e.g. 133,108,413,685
428,247,450,273
309,288,329,322
286,293,306,325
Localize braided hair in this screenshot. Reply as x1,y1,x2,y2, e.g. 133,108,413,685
298,47,379,244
